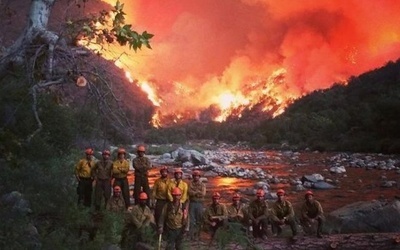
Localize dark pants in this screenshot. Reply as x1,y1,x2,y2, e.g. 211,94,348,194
94,179,111,210
114,177,130,208
271,217,297,236
252,218,269,238
210,219,226,238
77,178,93,207
300,216,324,235
166,227,185,250
189,201,203,238
155,199,168,227
134,176,150,206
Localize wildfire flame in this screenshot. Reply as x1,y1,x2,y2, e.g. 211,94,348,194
79,0,400,128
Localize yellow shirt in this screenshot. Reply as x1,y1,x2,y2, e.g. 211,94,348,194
75,158,96,178
167,179,188,203
112,159,129,178
152,177,171,200
188,180,206,202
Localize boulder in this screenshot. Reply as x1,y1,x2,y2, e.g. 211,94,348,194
301,174,324,183
313,181,335,190
328,200,400,233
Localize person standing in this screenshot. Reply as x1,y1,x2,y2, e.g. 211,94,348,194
248,189,269,240
152,166,171,227
270,189,297,239
300,190,324,238
188,170,206,240
75,148,96,207
133,145,152,206
122,192,155,249
204,192,228,239
112,148,130,209
158,187,189,250
106,185,126,213
167,168,188,206
92,150,113,210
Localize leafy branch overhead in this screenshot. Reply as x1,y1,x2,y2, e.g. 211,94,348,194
74,0,154,51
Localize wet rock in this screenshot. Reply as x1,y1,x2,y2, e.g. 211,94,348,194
313,181,335,190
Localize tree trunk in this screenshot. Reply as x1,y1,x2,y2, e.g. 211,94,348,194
0,0,58,77
251,233,400,250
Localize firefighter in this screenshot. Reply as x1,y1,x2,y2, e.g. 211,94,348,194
227,193,247,224
300,190,324,238
188,170,206,240
204,192,228,238
92,149,113,210
167,168,188,206
270,189,297,239
112,148,130,209
133,145,152,206
75,148,96,207
158,187,189,250
152,166,171,227
106,186,126,213
248,189,269,240
122,192,155,248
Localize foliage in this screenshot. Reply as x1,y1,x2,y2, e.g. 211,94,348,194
67,0,153,52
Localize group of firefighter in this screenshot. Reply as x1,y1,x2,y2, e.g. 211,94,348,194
75,145,325,249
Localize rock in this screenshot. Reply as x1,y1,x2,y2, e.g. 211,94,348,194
330,166,346,174
328,200,400,233
182,161,194,168
301,174,324,183
161,153,171,159
1,191,32,215
313,181,335,190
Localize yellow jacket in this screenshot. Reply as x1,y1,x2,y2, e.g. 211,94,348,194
112,159,129,178
167,179,188,203
75,158,96,178
152,177,171,200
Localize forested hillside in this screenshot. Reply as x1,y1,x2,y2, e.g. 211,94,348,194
145,60,400,153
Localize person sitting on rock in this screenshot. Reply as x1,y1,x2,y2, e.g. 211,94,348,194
204,192,228,239
270,189,297,239
227,193,247,224
300,190,324,238
106,185,126,213
248,189,269,240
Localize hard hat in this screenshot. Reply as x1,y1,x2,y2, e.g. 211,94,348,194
137,145,146,152
172,187,182,196
212,192,221,199
85,148,94,155
117,148,126,154
139,192,148,200
277,189,285,196
113,186,121,192
102,150,110,156
174,168,183,174
192,170,201,176
256,189,265,197
305,190,314,197
232,193,241,200
160,166,168,173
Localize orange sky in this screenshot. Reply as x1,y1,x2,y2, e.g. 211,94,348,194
101,0,400,122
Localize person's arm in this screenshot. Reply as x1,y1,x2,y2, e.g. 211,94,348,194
129,207,143,228
120,160,129,174
316,201,324,218
255,202,269,221
269,206,280,222
91,162,98,178
75,160,82,181
286,201,295,219
200,183,206,198
167,183,173,202
158,204,168,233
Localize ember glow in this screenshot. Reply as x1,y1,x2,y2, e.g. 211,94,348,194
95,0,400,127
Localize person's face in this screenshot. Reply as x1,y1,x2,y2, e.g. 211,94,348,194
212,197,220,205
257,195,264,202
114,189,121,197
137,150,145,157
174,172,182,180
193,175,200,182
277,194,285,202
118,153,125,160
306,194,314,202
161,170,168,178
172,194,181,202
233,199,240,205
139,199,147,206
103,154,110,160
86,154,92,160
